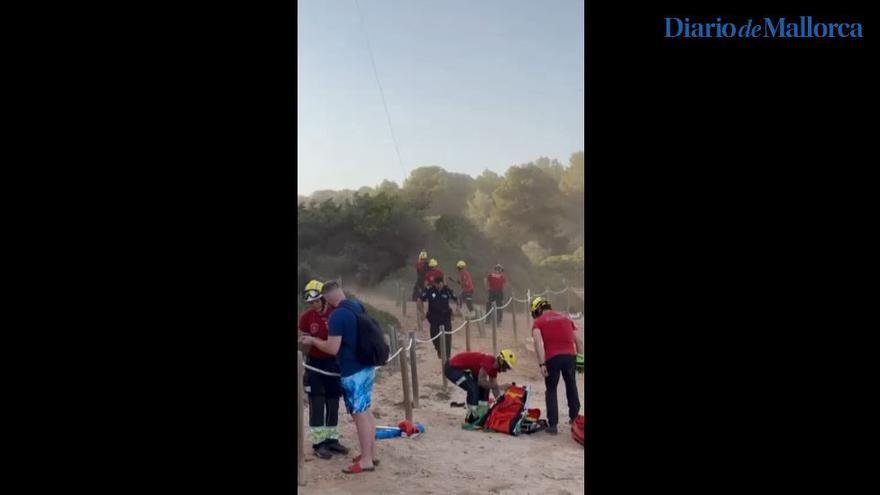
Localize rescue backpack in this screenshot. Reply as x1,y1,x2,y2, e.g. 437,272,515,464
572,414,585,446
477,383,531,436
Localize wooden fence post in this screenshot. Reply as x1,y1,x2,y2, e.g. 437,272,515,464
491,302,498,354
439,324,448,392
526,289,531,324
511,301,517,340
409,331,419,408
402,285,407,316
477,307,486,338
399,335,413,423
297,351,304,486
465,319,471,352
389,326,399,371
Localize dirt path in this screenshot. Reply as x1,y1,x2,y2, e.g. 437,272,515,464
298,292,585,495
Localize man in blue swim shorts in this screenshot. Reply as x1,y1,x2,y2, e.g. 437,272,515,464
299,280,378,475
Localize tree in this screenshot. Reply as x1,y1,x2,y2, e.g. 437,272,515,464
465,190,495,231
402,166,477,217
474,169,502,195
521,240,550,265
560,151,584,194
489,164,569,253
372,179,400,197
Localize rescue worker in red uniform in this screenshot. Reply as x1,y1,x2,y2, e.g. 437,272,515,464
298,280,350,458
484,264,507,323
453,260,475,317
530,296,584,435
444,349,517,429
412,250,429,301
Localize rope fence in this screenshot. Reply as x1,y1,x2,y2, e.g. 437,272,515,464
299,285,583,379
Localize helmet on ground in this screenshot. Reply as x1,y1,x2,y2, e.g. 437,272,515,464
303,280,324,302
419,250,428,260
456,260,467,269
498,349,517,369
530,296,551,317
428,258,439,268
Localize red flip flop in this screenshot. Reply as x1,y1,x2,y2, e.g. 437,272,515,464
342,462,375,474
352,454,380,465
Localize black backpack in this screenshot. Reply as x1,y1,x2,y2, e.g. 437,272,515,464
346,304,390,367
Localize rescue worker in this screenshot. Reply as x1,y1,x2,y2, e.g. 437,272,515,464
484,264,507,323
453,260,475,317
424,258,444,289
444,349,517,429
298,280,350,458
300,280,379,474
419,276,456,360
412,250,429,301
530,296,584,435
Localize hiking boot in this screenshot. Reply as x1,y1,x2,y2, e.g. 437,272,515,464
314,444,334,459
546,425,558,435
325,440,350,455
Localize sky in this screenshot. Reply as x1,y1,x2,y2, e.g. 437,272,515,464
297,0,584,196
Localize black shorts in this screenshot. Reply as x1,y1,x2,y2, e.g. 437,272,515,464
304,356,342,398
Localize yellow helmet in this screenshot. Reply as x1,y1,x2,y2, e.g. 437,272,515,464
419,250,428,260
456,260,467,269
303,280,324,302
498,349,517,368
530,296,551,315
428,258,439,268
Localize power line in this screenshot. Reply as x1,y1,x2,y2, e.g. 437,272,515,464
353,0,408,184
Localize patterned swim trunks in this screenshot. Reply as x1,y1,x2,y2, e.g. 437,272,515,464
340,367,376,415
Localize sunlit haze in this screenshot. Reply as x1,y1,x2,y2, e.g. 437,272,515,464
297,0,584,195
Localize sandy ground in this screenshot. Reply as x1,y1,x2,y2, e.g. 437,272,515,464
298,291,586,495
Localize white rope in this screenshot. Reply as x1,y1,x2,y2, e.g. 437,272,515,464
445,320,468,335
495,297,514,310
386,346,404,363
513,296,529,303
548,287,569,295
415,333,441,343
469,305,496,323
405,335,414,351
303,363,342,377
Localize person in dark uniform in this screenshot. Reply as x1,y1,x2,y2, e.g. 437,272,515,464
419,276,457,361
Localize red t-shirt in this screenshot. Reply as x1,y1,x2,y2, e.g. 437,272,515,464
458,270,474,293
298,306,335,359
486,272,506,291
425,268,444,286
449,352,498,378
415,260,428,278
532,310,577,362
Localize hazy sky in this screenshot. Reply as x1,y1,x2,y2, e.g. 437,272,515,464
297,0,584,196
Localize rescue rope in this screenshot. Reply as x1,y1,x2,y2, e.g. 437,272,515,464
386,346,404,363
303,335,416,377
494,297,514,310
